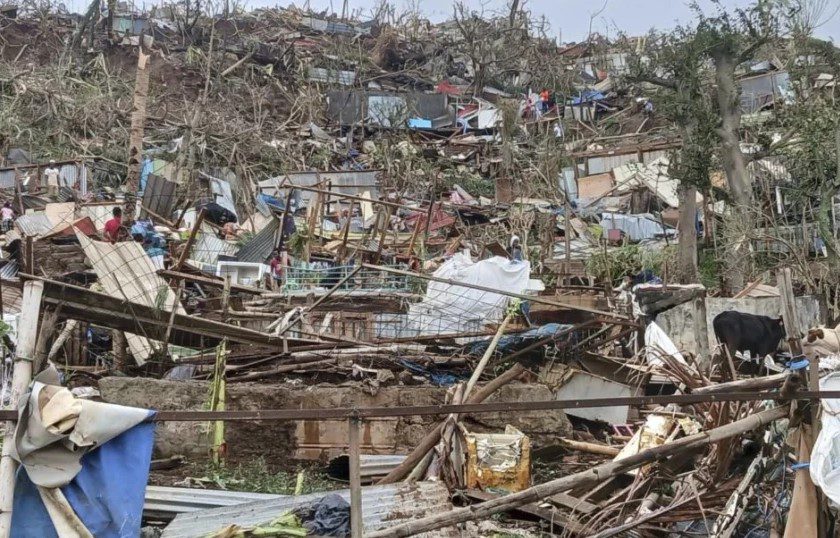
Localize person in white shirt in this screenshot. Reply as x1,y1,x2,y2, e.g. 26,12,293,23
43,160,60,197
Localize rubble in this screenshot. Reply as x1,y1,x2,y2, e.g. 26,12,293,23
1,1,840,536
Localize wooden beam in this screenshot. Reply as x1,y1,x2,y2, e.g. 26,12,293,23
0,281,43,536
174,208,206,270
21,274,317,351
367,405,789,538
158,269,265,295
349,417,363,538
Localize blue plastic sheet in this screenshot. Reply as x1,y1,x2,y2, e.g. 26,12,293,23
467,323,575,356
11,415,156,538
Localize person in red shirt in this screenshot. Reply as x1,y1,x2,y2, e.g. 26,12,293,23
104,207,123,243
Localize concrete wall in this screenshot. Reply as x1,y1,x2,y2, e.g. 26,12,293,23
656,295,821,357
98,378,573,461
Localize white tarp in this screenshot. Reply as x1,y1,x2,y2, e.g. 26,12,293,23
810,371,840,505
644,322,688,366
408,251,530,335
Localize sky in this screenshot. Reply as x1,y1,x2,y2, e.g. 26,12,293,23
65,0,840,42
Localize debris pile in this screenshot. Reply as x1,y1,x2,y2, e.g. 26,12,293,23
0,1,839,537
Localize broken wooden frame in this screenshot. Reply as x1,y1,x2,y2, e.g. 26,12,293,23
20,274,318,350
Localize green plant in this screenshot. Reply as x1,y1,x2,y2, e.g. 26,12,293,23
585,244,669,284
189,457,337,495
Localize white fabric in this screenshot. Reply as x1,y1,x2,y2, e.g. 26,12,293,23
810,372,840,506
644,322,688,366
11,369,149,488
408,251,530,335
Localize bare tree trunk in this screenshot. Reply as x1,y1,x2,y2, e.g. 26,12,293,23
676,184,698,284
816,128,840,261
124,47,151,221
508,0,520,27
713,51,751,292
714,52,751,207
69,0,101,52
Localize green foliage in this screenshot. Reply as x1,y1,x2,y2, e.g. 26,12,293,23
585,244,671,284
286,224,310,260
190,458,337,495
698,247,723,290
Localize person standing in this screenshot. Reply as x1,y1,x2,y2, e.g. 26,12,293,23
104,207,124,243
540,88,551,114
1,202,15,233
43,160,60,197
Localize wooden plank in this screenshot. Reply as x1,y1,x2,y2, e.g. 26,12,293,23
465,490,586,534
22,274,318,350
349,418,363,538
548,492,599,515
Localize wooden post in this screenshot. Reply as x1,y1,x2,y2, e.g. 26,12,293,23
378,363,525,485
221,275,231,323
124,46,151,221
112,329,127,372
174,208,206,270
349,416,363,538
0,280,44,536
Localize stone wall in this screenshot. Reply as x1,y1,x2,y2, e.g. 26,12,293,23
98,377,573,461
656,295,822,357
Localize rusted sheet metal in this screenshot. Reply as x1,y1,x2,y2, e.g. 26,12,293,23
465,426,530,493
141,174,179,222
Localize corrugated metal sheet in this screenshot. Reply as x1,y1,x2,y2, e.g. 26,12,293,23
15,215,53,237
0,285,22,315
145,486,280,519
162,481,456,538
79,203,122,232
141,174,178,222
0,170,16,189
327,91,450,127
236,218,279,264
0,260,19,280
300,15,369,35
191,224,239,265
308,66,356,86
326,454,407,482
258,170,380,205
76,232,187,364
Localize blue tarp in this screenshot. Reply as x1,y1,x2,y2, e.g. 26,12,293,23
467,323,576,356
408,118,433,129
570,90,606,105
11,415,156,538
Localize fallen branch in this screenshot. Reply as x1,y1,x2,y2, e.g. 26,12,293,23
367,405,789,538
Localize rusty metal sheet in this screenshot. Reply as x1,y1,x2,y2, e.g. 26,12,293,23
141,174,179,222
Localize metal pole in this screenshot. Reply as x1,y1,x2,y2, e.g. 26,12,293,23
349,416,363,538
